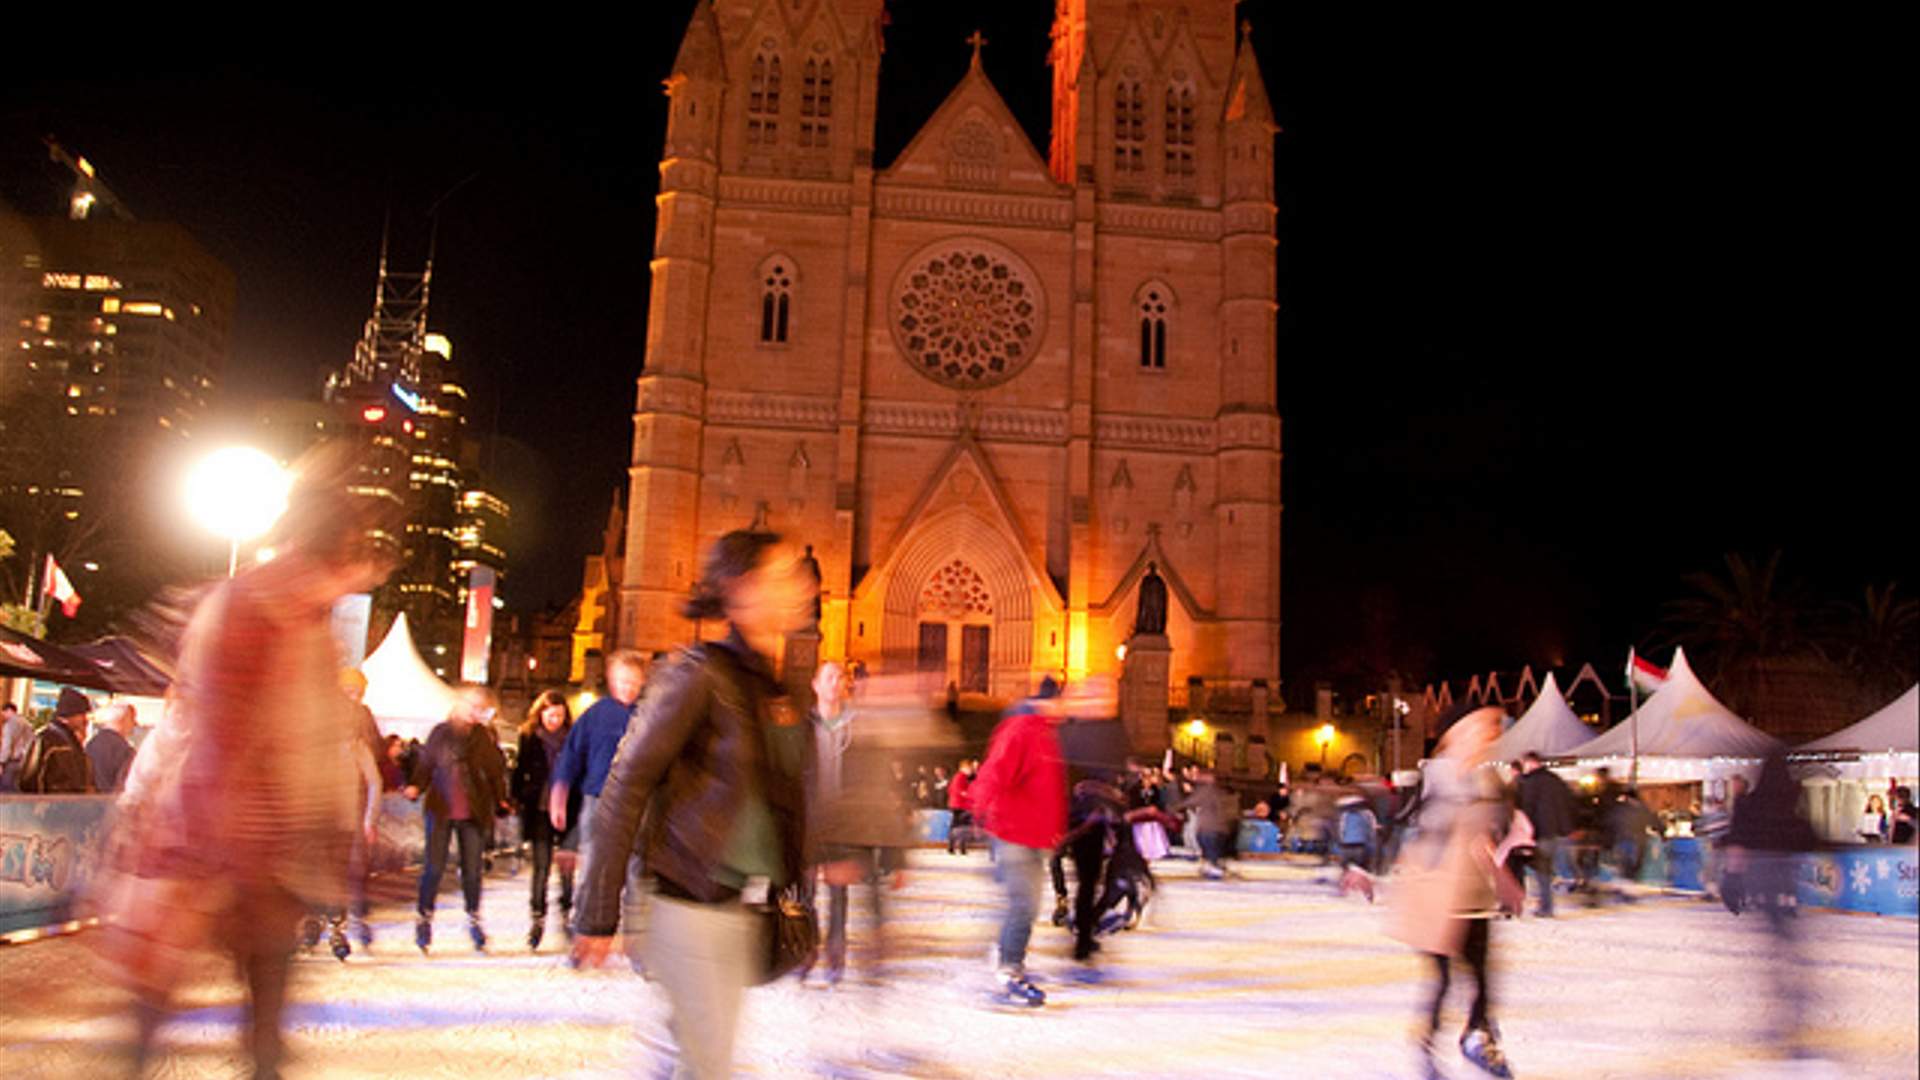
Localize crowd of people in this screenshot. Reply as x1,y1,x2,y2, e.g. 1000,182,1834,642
4,463,1912,1078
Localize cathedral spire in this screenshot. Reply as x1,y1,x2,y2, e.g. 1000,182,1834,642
670,0,724,82
1224,26,1275,128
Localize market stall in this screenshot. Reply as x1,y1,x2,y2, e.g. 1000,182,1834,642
1792,684,1918,844
1557,647,1782,799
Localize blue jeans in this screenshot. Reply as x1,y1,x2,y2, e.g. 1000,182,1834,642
994,840,1046,973
418,814,484,916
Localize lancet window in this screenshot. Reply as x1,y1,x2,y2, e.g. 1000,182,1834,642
800,59,833,147
759,259,792,344
1113,79,1146,176
748,51,782,145
1164,80,1196,178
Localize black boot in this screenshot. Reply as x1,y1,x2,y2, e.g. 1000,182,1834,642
415,915,432,954
328,914,351,961
528,911,546,951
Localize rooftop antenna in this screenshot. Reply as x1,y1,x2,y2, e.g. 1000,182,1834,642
43,136,134,220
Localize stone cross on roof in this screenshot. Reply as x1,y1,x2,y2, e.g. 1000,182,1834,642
967,29,988,66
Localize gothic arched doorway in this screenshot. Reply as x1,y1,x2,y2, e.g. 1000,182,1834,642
879,509,1037,698
916,558,995,692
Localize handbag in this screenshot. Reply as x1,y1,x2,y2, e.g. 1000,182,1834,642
756,884,818,985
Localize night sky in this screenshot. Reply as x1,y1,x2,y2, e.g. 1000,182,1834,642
2,3,1905,698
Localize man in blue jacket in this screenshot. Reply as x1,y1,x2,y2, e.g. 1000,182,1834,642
551,649,648,950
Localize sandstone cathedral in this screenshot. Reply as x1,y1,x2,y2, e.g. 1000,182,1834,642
619,0,1282,725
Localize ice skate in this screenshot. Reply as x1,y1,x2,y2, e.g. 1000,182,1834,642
1460,1026,1514,1078
328,916,351,961
1050,895,1069,926
1339,866,1376,902
467,913,487,952
351,915,373,950
414,915,432,954
299,914,323,952
994,971,1047,1008
527,914,545,951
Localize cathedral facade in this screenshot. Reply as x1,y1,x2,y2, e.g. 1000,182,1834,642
621,0,1281,703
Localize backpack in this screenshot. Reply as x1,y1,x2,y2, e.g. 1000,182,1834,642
17,728,73,794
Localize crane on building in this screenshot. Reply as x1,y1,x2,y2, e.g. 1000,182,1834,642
42,136,135,221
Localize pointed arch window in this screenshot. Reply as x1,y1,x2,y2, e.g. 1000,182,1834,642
801,58,833,147
1164,80,1197,178
758,258,793,344
1113,79,1146,176
1136,282,1172,369
748,51,782,145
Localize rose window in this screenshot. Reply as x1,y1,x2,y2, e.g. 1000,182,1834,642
890,241,1045,389
920,559,993,620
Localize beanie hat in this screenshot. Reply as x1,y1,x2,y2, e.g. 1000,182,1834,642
55,687,93,719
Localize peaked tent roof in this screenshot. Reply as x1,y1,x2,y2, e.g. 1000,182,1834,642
1486,673,1595,762
1796,684,1919,755
360,613,457,739
1564,647,1783,761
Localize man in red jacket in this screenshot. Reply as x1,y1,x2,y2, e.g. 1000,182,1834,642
968,678,1068,1007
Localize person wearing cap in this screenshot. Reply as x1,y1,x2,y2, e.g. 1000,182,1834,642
18,687,95,794
86,702,139,794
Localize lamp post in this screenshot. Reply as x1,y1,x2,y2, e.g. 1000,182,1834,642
185,447,290,577
1317,722,1335,771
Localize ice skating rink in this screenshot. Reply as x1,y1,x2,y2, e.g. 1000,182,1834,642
2,850,1914,1078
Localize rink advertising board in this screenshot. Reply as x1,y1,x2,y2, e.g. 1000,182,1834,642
1796,847,1919,917
0,796,112,938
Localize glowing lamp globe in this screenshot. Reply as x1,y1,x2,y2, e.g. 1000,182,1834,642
186,447,290,542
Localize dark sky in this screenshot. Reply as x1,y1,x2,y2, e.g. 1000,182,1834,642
2,3,1906,697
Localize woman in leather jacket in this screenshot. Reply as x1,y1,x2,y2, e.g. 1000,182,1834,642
572,529,813,1079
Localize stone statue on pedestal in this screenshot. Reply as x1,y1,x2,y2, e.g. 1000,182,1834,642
1136,561,1168,635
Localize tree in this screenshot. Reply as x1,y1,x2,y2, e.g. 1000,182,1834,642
1658,550,1810,718
1825,583,1919,704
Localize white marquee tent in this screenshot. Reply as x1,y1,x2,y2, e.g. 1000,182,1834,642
1485,672,1596,763
359,613,458,744
1559,647,1782,782
1792,685,1918,843
1794,684,1918,774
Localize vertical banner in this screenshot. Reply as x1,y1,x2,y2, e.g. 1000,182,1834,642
461,567,496,685
331,593,373,669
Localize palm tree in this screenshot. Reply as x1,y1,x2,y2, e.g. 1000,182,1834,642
1825,583,1920,703
1658,550,1810,717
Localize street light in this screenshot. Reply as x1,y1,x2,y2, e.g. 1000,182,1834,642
184,446,290,576
1316,722,1336,770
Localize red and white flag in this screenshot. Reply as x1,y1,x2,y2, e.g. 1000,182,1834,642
42,554,81,617
1626,649,1668,696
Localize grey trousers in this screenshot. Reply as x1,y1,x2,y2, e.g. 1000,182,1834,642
645,895,763,1080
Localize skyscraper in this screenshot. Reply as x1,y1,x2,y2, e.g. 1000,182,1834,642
1,201,234,626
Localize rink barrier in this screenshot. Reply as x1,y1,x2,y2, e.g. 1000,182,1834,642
0,794,112,940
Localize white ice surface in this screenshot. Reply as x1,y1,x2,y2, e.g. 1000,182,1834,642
1,851,1914,1078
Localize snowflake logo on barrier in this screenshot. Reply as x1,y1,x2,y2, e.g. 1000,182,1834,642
1850,861,1873,896
1878,859,1892,880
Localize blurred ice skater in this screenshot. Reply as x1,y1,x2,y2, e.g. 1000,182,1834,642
1387,705,1520,1079
970,677,1069,1007
406,685,509,953
1724,750,1821,1062
87,439,401,1078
